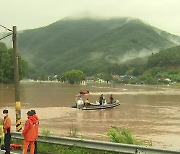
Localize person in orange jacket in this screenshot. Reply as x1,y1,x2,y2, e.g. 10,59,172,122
22,111,38,154
31,109,39,154
3,109,11,154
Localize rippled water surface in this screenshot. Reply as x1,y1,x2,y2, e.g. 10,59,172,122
0,82,180,149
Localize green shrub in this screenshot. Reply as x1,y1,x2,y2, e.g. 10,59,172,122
40,128,53,136
107,127,144,145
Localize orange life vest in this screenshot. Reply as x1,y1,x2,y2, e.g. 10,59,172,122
3,115,11,134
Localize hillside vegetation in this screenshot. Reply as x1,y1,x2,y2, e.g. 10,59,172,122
121,45,180,84
18,17,180,75
0,42,28,83
147,45,180,67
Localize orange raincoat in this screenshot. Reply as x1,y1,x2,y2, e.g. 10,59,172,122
3,115,11,134
22,116,38,154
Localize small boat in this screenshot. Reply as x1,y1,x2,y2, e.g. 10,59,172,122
79,90,89,95
72,100,120,110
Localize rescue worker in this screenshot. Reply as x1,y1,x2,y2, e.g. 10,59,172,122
109,94,114,104
22,111,38,154
99,94,104,105
84,98,90,106
31,110,39,154
3,109,11,154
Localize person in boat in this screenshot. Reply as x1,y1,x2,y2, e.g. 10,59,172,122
76,97,84,109
84,98,90,106
99,94,104,105
103,97,107,105
76,94,82,100
109,94,114,104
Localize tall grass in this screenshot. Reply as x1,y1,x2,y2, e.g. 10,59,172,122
41,128,53,136
107,127,145,145
68,124,79,138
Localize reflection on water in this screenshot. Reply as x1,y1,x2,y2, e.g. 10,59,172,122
0,82,180,149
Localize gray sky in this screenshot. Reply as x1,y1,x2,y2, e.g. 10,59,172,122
1,0,180,35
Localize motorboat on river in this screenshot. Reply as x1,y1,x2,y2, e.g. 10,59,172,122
72,99,120,110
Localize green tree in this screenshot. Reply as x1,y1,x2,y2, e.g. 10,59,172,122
0,42,28,83
138,71,157,84
102,73,113,83
61,69,85,84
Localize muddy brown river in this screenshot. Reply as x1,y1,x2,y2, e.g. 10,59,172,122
0,82,180,150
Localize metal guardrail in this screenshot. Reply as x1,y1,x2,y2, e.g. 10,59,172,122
11,132,180,154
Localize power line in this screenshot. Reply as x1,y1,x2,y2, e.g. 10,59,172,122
0,24,13,32
0,24,13,41
0,33,13,41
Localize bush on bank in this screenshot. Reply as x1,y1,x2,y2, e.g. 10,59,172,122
107,127,145,145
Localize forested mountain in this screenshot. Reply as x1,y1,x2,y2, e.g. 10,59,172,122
147,45,180,68
139,45,180,84
18,17,180,75
118,45,180,75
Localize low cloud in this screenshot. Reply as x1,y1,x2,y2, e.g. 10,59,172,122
119,48,159,63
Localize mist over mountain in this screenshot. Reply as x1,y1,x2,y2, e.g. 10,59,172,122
17,17,180,75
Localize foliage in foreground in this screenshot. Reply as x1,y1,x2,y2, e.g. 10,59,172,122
107,127,145,145
37,143,117,154
40,128,53,136
11,127,150,154
12,139,118,154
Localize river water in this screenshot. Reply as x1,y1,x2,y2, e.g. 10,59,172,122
0,82,180,150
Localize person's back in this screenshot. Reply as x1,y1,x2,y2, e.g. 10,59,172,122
31,110,39,154
22,111,38,154
99,94,103,105
23,116,37,142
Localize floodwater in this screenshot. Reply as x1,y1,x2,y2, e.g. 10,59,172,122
0,82,180,150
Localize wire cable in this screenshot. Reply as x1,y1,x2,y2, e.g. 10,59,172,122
0,24,12,32
0,33,13,41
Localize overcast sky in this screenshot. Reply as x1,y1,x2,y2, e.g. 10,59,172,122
1,0,180,35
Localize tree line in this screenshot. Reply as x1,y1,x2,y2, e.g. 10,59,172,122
0,42,28,83
1,42,180,84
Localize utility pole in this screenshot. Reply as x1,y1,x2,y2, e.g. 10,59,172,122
13,26,22,132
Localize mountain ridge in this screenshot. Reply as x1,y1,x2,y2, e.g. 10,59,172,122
17,17,180,75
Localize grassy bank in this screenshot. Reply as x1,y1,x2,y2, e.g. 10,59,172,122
12,127,148,154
